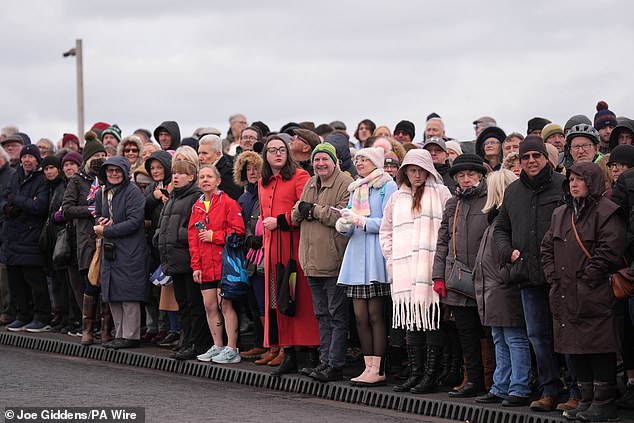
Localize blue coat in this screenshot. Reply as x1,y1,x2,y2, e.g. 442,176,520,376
337,180,397,286
0,166,48,267
96,156,148,303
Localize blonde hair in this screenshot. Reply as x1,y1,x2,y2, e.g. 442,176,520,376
172,146,199,170
502,151,520,170
482,169,518,214
199,163,221,179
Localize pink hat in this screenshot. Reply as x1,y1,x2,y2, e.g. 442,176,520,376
355,147,385,170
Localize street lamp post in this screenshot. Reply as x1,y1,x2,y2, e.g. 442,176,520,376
63,39,84,141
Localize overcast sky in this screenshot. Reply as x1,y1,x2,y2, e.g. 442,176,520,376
2,0,632,144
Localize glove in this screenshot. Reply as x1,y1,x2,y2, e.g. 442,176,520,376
7,193,16,203
298,201,314,220
53,210,65,224
341,209,366,228
5,205,19,218
433,280,446,298
335,217,352,234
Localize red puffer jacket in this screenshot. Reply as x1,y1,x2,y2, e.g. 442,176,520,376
188,191,245,283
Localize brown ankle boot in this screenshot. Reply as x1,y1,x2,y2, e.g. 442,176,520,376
81,295,96,346
255,346,279,365
101,302,112,344
267,348,286,366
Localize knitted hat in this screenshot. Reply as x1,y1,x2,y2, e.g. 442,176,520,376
294,128,321,151
62,151,83,168
541,123,564,142
82,131,106,161
62,133,80,148
355,147,385,170
423,136,447,152
20,144,41,163
394,120,415,140
527,117,551,135
101,124,122,143
449,153,486,177
384,151,400,166
594,101,618,130
445,140,463,156
310,142,337,165
519,135,549,158
564,114,592,132
607,144,634,168
41,155,61,169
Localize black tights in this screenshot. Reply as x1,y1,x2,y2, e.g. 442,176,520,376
568,353,617,384
353,297,387,356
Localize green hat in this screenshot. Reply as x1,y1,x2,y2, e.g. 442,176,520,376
311,142,337,165
101,124,122,143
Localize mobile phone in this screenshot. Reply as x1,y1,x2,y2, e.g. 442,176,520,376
329,206,344,216
195,221,206,233
160,188,170,198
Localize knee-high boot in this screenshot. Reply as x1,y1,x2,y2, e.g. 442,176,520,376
101,302,112,344
411,345,443,394
81,295,96,346
394,344,425,392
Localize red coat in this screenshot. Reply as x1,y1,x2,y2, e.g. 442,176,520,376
259,169,319,347
188,191,245,283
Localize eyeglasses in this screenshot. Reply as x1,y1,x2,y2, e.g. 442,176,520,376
106,168,123,174
266,147,287,155
570,143,594,152
483,140,500,146
124,148,139,153
241,136,257,142
607,162,628,170
520,153,543,161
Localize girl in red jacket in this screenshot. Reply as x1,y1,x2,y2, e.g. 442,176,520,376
188,164,245,364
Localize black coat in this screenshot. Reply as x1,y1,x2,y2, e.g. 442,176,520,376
494,166,565,287
216,154,242,201
62,171,98,271
0,166,49,267
0,162,15,248
156,181,201,276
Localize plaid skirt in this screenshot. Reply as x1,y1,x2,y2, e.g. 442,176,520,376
346,283,391,299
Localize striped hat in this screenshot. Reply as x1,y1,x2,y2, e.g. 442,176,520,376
311,142,338,165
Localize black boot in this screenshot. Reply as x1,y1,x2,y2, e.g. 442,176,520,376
440,354,464,387
271,347,298,377
563,381,593,420
411,345,442,394
577,382,619,422
436,350,451,385
393,344,424,392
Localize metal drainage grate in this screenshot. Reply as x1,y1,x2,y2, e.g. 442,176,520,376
0,333,567,423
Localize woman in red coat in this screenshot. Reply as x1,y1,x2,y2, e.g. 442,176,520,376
188,164,245,364
257,133,319,375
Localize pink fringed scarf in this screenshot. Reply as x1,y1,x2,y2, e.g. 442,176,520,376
348,169,393,216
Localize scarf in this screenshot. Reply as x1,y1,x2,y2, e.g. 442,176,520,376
348,169,393,216
391,180,450,331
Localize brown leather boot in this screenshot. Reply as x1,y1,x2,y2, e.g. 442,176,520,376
267,347,286,366
481,338,496,391
453,359,468,391
81,295,96,346
101,302,112,344
254,346,279,365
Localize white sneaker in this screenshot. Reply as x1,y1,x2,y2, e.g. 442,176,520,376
196,345,224,362
212,347,241,364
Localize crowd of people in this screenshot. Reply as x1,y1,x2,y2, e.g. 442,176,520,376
2,101,634,422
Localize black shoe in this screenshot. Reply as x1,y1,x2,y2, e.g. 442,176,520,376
448,382,483,398
576,402,619,422
476,392,505,404
158,331,180,348
562,401,591,420
113,339,140,349
271,352,298,377
171,345,197,360
301,362,328,377
616,383,634,410
102,338,124,349
311,365,344,383
502,395,531,407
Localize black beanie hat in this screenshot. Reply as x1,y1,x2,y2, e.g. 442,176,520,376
527,117,552,135
394,120,415,140
82,131,106,161
41,155,61,169
607,144,634,168
20,144,41,163
519,135,549,158
449,153,487,177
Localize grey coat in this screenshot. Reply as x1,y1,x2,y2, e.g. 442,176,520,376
96,156,148,303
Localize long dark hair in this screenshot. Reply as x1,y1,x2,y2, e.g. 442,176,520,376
260,134,298,186
400,165,426,214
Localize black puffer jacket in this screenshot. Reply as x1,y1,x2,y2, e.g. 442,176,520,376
156,181,201,276
494,165,565,287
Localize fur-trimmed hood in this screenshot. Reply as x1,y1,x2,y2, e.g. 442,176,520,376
116,135,144,158
233,150,263,186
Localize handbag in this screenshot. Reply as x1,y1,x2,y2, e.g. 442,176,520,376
88,238,102,287
52,225,71,266
220,233,249,300
445,201,476,299
39,219,52,253
150,264,172,286
571,213,634,301
276,230,297,316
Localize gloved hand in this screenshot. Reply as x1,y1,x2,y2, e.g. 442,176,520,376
335,217,352,234
53,210,65,224
341,209,366,228
7,193,16,204
433,280,446,297
298,201,314,220
4,204,19,218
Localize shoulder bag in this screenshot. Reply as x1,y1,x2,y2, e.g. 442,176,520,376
445,201,476,299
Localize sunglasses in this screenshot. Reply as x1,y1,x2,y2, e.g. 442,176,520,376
520,153,543,161
124,148,139,153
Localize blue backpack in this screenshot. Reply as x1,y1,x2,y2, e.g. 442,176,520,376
220,233,249,300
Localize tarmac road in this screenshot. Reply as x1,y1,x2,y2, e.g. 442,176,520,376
0,345,453,423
